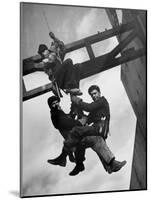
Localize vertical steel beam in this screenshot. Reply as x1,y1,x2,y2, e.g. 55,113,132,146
106,8,121,42
22,79,26,96
85,42,95,60
109,30,136,58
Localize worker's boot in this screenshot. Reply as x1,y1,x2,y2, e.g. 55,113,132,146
65,88,83,96
69,162,85,176
108,159,127,174
47,149,67,167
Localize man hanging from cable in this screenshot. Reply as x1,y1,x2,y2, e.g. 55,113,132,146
35,32,82,96
47,85,126,176
47,95,86,176
35,31,84,117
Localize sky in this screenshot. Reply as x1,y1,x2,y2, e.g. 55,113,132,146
21,3,136,197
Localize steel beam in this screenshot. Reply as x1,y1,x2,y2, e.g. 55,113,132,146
23,21,135,76
106,8,120,27
65,21,134,53
109,30,137,58
105,8,121,42
134,15,146,47
22,79,26,95
23,82,53,101
80,48,146,79
85,43,95,60
23,48,146,101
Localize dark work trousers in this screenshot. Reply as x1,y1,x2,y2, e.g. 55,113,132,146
64,122,115,170
69,121,104,140
74,144,86,164
53,58,80,90
50,107,86,165
60,130,86,165
81,135,115,170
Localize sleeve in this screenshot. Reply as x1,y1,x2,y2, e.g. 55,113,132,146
58,116,81,130
78,99,104,112
104,98,110,121
34,62,45,71
53,38,66,61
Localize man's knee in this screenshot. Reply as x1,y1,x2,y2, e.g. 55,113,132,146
71,126,87,138
64,58,73,66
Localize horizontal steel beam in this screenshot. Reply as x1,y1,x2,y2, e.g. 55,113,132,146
23,21,135,76
65,21,134,53
23,48,146,101
79,48,146,79
23,82,53,101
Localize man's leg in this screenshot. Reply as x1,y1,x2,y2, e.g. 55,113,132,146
64,125,99,149
54,59,81,92
64,125,126,173
69,145,86,176
47,130,76,167
83,136,126,174
47,145,76,167
47,147,67,167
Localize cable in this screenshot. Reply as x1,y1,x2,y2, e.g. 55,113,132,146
42,9,51,32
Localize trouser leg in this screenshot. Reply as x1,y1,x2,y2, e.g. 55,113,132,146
64,125,99,149
89,136,115,165
69,144,86,176
83,136,115,165
73,125,99,137
54,59,79,89
74,145,86,164
99,154,111,172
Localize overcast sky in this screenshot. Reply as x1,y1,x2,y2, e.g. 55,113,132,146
21,3,136,197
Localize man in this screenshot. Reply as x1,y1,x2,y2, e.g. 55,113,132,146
35,32,82,96
47,91,126,175
64,85,127,174
47,96,86,175
65,84,110,146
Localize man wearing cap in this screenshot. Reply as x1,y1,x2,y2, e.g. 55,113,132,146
47,95,86,175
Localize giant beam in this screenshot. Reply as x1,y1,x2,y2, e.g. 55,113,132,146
23,21,135,76
23,48,146,101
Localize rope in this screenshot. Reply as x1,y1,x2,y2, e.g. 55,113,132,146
41,8,62,99
54,81,61,99
42,9,51,32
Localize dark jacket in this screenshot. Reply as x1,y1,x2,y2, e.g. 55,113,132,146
78,96,110,125
50,107,82,131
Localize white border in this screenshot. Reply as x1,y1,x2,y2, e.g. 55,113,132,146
0,0,150,199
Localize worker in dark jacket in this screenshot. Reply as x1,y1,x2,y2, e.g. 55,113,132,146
47,96,86,175
47,93,126,176
65,85,110,146
64,85,126,174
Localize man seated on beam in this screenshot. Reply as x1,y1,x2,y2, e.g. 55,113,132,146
35,32,82,96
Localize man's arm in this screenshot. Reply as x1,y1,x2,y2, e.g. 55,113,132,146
34,62,45,70
49,32,66,61
71,96,104,112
